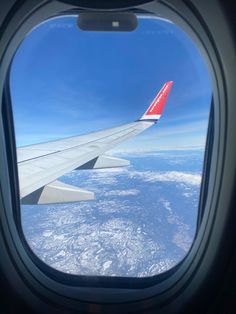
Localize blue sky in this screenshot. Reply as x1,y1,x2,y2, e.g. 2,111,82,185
10,15,212,153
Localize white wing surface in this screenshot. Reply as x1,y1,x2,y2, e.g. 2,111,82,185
17,81,173,204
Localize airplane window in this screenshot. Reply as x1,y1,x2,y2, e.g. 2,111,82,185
10,14,212,278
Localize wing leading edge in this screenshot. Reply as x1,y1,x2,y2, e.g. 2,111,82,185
18,81,173,204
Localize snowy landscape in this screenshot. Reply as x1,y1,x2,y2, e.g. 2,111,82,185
22,149,203,277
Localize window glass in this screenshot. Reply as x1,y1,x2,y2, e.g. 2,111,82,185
10,15,212,277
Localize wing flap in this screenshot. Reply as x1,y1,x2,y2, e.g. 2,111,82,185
21,180,94,205
77,155,130,170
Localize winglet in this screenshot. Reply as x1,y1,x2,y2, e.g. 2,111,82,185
140,81,173,122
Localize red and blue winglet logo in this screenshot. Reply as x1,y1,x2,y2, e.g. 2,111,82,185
140,81,173,123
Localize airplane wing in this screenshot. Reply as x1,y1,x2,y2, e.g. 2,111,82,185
18,81,173,205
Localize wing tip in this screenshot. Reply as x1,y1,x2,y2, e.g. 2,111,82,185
139,81,173,122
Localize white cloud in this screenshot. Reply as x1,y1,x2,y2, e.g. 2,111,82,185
107,148,204,158
69,168,201,188
128,171,201,186
183,192,193,198
104,189,140,197
161,199,172,214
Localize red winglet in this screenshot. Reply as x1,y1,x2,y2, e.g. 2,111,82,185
140,81,173,122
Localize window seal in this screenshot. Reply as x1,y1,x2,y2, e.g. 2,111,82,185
197,100,214,230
